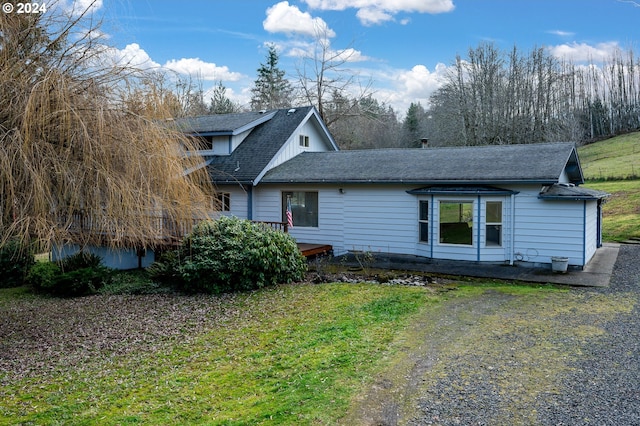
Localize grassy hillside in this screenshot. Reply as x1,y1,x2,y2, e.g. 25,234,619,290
578,132,640,241
586,180,640,242
578,132,640,180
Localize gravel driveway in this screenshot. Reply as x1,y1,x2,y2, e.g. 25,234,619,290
344,244,640,426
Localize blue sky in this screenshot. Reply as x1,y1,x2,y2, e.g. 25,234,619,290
95,0,640,114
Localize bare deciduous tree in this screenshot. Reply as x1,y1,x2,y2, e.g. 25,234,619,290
295,23,372,127
427,42,640,147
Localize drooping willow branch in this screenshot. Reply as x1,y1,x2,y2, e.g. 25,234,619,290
0,6,213,251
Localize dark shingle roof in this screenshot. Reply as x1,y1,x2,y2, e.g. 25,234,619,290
262,142,583,185
539,183,609,200
202,106,316,184
175,110,276,135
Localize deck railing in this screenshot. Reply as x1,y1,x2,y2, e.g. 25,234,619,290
253,220,289,233
59,212,288,246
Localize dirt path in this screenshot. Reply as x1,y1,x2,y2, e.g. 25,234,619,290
342,290,520,425
342,248,640,426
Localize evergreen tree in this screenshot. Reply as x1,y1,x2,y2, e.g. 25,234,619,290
250,44,293,110
403,102,427,147
209,81,241,114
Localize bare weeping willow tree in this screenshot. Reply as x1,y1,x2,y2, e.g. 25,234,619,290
0,3,213,251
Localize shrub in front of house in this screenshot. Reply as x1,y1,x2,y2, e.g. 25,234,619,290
28,251,112,297
0,240,34,288
152,216,307,294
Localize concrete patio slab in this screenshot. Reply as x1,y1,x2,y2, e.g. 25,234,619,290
335,243,620,287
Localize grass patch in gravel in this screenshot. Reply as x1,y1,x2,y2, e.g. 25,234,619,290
0,281,438,425
345,282,636,424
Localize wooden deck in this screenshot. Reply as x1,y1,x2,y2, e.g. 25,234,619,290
59,213,333,259
297,243,333,258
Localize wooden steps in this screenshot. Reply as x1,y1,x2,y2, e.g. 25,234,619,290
297,243,333,258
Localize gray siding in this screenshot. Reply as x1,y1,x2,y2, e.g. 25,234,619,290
253,184,345,253
584,200,598,264
252,183,595,266
52,244,155,270
512,186,586,266
214,184,249,219
342,185,416,255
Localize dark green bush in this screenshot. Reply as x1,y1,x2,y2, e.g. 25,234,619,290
99,270,172,295
27,261,61,292
52,267,111,297
147,249,183,287
57,251,102,272
29,251,112,297
0,240,34,288
152,217,307,294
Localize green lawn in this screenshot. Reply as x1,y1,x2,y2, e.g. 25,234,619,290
0,279,568,425
0,282,439,425
577,133,640,241
579,132,640,180
586,179,640,241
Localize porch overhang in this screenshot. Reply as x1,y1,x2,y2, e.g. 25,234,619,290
406,185,519,196
538,183,610,201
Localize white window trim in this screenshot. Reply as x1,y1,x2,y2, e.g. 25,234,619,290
485,200,503,247
418,199,429,244
215,192,230,212
438,199,475,247
282,190,319,228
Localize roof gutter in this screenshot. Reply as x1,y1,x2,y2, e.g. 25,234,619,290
260,179,559,186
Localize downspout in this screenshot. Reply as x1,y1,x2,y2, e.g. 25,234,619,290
476,195,481,262
509,193,516,265
597,200,603,248
430,195,434,258
247,185,253,220
583,200,587,267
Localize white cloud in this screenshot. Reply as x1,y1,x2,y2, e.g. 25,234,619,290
59,0,103,16
398,64,449,98
548,30,575,37
356,7,393,25
163,58,243,81
333,47,369,62
303,0,455,25
263,1,335,37
549,41,620,62
374,63,450,114
111,43,160,70
104,44,244,85
282,37,369,63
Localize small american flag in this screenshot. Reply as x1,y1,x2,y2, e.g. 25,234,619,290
286,197,294,228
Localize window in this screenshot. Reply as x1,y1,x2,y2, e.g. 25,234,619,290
299,134,310,147
282,191,318,227
486,201,502,246
215,192,230,211
419,200,429,243
439,201,473,245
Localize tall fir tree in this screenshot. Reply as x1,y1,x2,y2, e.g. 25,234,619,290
209,81,241,114
250,44,293,111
